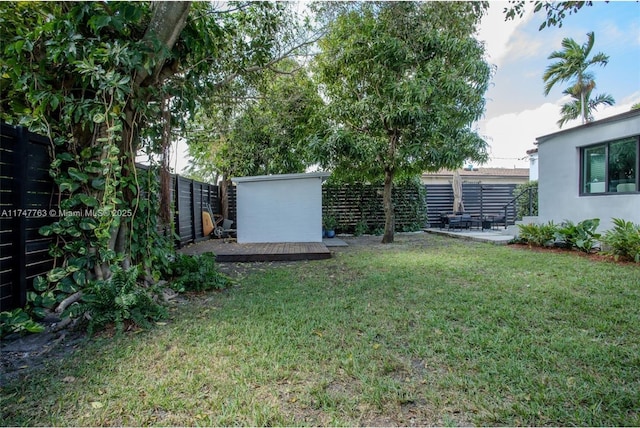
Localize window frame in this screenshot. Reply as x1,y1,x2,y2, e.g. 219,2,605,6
579,135,640,196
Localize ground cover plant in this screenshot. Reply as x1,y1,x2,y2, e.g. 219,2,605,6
1,234,639,426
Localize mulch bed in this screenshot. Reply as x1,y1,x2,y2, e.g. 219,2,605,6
509,243,639,267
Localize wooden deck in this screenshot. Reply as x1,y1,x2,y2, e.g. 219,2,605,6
179,239,332,262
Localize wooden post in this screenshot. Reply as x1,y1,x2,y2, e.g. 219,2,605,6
12,126,28,307
174,175,182,248
190,179,197,242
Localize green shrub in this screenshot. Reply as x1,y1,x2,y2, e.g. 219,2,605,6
354,220,368,236
0,308,45,338
72,265,168,336
602,218,640,263
170,253,232,293
514,181,538,220
555,218,601,253
517,221,558,247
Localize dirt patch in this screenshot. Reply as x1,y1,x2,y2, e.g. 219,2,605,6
1,323,86,385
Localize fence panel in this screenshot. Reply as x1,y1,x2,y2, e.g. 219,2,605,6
1,123,59,311
1,122,219,311
322,183,427,233
425,183,517,227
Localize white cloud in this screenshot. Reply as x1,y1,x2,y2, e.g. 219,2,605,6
480,91,639,169
480,99,565,168
477,1,535,67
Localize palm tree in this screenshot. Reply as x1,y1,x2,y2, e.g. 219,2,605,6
543,32,613,126
556,78,615,128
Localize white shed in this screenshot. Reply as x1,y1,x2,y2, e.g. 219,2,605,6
231,172,330,244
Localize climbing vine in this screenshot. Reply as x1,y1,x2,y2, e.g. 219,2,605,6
0,1,308,333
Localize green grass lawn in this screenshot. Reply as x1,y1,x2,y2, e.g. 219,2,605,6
2,234,639,426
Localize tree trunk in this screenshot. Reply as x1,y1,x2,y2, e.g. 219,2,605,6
220,177,230,219
580,88,586,124
381,167,395,244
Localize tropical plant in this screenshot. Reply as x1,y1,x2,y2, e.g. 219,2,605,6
543,32,614,127
602,218,640,263
313,2,491,243
514,181,538,220
323,216,338,231
556,78,615,128
0,308,45,338
554,218,601,253
169,253,232,293
71,266,168,336
0,2,310,324
517,221,558,247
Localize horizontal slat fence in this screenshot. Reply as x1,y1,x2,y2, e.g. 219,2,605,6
322,183,428,233
1,124,59,311
2,120,523,312
425,183,517,227
0,122,220,311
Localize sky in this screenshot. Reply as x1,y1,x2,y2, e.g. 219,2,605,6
476,1,640,169
170,1,640,175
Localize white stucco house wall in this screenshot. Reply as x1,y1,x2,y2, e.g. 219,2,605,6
231,172,330,243
526,148,539,181
536,109,640,231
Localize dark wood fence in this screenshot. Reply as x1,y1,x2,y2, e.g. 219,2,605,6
0,123,220,311
322,183,427,233
424,183,517,227
1,121,521,312
1,124,59,312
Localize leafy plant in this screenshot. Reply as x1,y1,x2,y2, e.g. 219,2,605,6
514,181,538,220
323,216,338,231
170,253,232,293
0,308,45,338
72,266,167,336
354,220,368,236
602,218,640,262
555,218,601,253
517,221,558,247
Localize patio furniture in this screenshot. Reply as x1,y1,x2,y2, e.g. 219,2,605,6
447,213,472,230
484,214,506,230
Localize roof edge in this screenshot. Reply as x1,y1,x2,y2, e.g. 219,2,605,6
536,109,640,144
231,171,331,183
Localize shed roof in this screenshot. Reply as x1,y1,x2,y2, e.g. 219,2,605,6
231,171,330,183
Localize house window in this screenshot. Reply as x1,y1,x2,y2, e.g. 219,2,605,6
581,136,639,195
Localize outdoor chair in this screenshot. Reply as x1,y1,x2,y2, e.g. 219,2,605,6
488,214,507,229
447,213,472,230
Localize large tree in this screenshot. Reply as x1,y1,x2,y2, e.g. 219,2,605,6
185,59,324,181
0,1,303,314
543,32,613,126
313,2,491,243
184,59,324,217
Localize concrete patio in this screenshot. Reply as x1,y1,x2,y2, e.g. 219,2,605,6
424,227,515,245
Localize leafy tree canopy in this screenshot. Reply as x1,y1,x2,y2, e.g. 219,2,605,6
543,31,613,127
0,1,308,321
184,58,325,182
313,1,491,242
504,1,596,30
